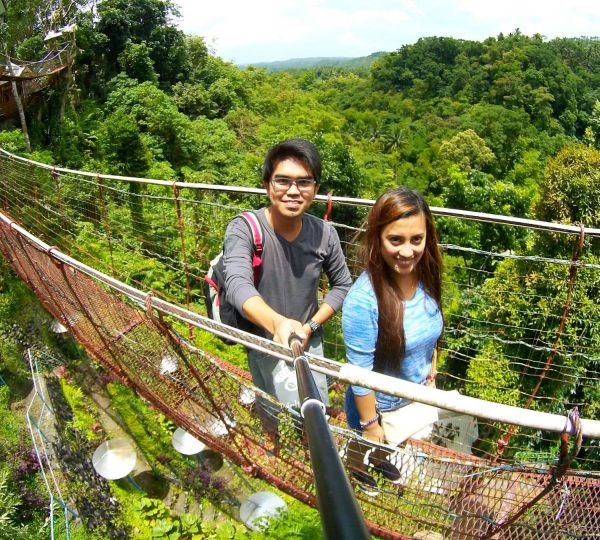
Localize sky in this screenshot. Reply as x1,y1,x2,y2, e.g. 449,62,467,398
174,0,600,65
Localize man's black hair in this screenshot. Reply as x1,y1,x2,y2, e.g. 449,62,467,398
262,138,322,184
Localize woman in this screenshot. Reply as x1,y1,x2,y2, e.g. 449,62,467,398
343,187,443,490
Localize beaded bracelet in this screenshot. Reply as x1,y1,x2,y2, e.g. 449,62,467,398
359,414,380,429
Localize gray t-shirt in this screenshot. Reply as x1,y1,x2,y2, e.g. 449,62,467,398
223,208,352,339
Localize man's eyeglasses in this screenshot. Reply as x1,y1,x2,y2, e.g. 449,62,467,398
271,176,316,192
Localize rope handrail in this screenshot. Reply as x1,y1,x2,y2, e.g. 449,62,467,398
0,44,74,81
2,209,600,440
0,43,72,68
1,147,599,238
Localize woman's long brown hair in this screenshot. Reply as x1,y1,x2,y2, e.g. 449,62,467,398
360,188,443,373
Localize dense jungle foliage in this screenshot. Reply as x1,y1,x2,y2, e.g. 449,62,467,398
1,0,600,537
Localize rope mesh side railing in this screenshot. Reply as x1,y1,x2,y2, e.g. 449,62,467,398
1,148,600,538
0,43,75,80
1,209,600,539
1,148,599,440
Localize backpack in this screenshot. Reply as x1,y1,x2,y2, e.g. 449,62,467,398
204,212,264,343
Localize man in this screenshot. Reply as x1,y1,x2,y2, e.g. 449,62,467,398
223,138,352,410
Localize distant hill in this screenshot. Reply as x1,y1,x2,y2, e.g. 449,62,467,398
239,52,387,72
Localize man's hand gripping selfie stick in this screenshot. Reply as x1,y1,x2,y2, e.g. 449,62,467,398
288,333,323,408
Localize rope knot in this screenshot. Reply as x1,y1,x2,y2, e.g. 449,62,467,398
47,246,63,266
145,291,155,320
554,407,582,481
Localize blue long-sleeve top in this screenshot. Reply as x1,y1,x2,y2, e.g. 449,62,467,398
342,271,443,412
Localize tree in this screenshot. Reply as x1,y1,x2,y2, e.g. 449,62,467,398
207,77,244,118
97,108,151,247
434,167,533,257
536,145,600,225
172,82,213,118
584,100,600,148
312,134,365,233
224,108,261,145
381,124,407,153
102,76,200,169
0,0,46,49
535,144,600,256
186,116,249,185
438,129,496,172
118,40,158,83
460,103,533,175
96,0,180,77
371,36,467,98
185,36,209,81
99,109,150,177
148,25,190,87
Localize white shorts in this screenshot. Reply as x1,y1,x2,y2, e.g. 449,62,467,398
381,401,439,445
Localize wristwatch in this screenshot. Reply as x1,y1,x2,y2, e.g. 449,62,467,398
306,318,321,333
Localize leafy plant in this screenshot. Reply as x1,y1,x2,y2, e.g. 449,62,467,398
59,378,103,441
0,468,19,529
248,501,323,540
128,497,207,539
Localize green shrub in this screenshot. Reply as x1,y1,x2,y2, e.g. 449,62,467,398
59,379,102,440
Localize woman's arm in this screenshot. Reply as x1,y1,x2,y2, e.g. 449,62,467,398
353,392,385,443
342,275,384,441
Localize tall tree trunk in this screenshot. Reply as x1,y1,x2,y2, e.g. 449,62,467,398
59,64,73,123
10,81,31,152
4,42,31,152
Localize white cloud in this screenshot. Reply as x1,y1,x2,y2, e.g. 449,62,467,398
176,0,414,61
177,2,316,59
174,0,600,63
455,0,600,37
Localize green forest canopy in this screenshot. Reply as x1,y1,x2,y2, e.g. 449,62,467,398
0,1,598,216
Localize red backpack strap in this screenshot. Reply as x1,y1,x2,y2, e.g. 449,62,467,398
240,211,263,255
239,211,264,284
323,191,333,222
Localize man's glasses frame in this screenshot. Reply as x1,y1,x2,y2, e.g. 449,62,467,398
270,175,317,192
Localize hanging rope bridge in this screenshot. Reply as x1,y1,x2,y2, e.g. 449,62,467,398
0,42,76,119
1,147,600,538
